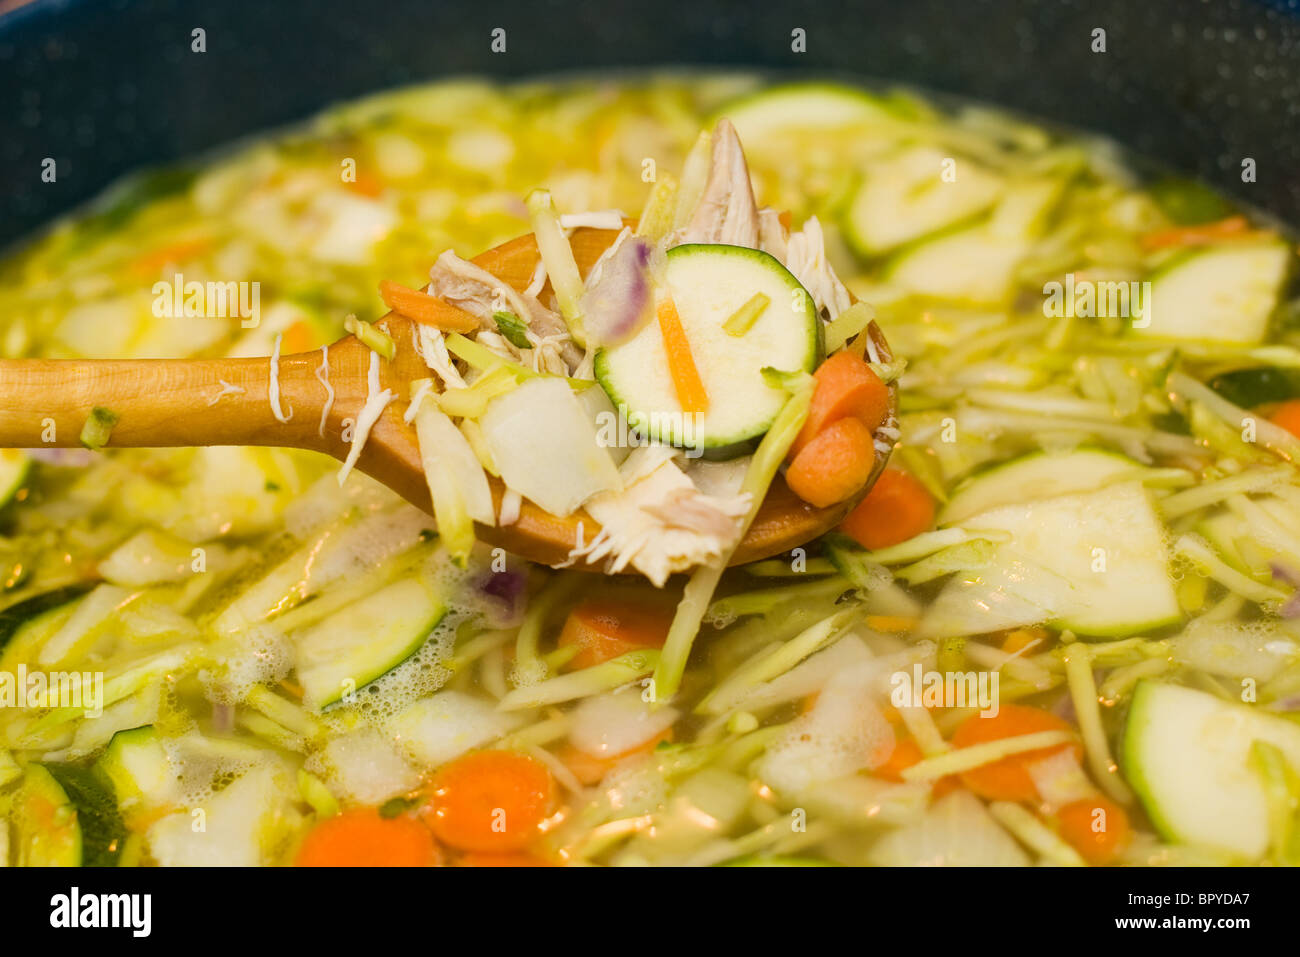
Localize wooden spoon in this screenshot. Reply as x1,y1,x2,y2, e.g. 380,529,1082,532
0,228,897,569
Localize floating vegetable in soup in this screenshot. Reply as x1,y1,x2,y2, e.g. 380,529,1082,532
1,76,1299,868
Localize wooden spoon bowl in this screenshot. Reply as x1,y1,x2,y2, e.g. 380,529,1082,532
0,228,897,570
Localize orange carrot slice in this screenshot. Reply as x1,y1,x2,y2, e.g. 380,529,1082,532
1269,398,1300,439
422,750,555,853
951,705,1081,802
1056,796,1132,865
838,467,935,551
1140,215,1253,250
656,297,709,415
785,416,876,508
379,279,479,332
790,352,891,458
294,807,441,867
557,593,675,671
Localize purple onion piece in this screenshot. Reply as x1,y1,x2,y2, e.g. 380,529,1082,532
478,567,527,627
580,236,657,346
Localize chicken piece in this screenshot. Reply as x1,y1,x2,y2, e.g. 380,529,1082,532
757,206,789,263
785,216,852,320
575,446,751,586
673,119,760,249
427,250,583,370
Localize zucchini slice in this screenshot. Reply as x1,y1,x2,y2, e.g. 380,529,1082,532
718,83,896,144
884,224,1027,305
0,450,30,508
921,481,1181,638
844,146,1003,255
293,576,446,709
594,244,820,449
0,584,92,667
95,725,174,810
14,763,125,867
1122,680,1300,860
1139,239,1291,344
939,448,1144,526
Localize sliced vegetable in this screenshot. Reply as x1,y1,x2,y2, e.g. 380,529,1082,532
378,279,478,332
784,416,876,508
950,705,1082,802
0,450,30,508
479,376,622,517
938,447,1143,526
719,83,896,144
410,380,495,564
790,350,891,457
596,244,820,449
14,763,126,867
921,481,1181,638
581,235,657,347
1140,214,1251,251
722,292,771,337
885,225,1026,305
79,406,119,451
1055,796,1131,865
94,725,173,810
557,592,675,670
492,311,532,349
1139,238,1290,344
422,750,555,853
844,145,1003,255
526,189,586,345
1122,680,1300,860
293,576,446,709
295,807,439,867
343,313,396,359
838,467,935,550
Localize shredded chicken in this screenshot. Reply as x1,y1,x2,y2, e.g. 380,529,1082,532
427,250,582,370
757,207,789,262
314,345,334,437
576,446,751,586
267,333,292,423
207,379,246,407
673,119,760,249
414,325,468,390
786,216,852,319
337,351,394,486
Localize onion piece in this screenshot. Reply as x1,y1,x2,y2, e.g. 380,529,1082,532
579,234,660,347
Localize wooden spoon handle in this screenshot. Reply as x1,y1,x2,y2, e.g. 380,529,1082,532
0,352,330,451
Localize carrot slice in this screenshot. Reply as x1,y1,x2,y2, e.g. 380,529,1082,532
557,593,675,671
1140,215,1252,250
999,626,1051,656
457,851,554,867
656,296,709,415
558,728,673,786
1270,398,1300,439
1056,796,1132,865
281,319,318,354
379,279,479,333
785,416,876,509
838,467,935,551
790,352,891,457
422,750,555,853
130,237,212,275
951,705,1081,802
294,808,440,867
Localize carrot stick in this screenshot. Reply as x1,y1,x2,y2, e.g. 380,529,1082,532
422,750,555,853
1140,215,1253,250
838,467,935,551
784,416,876,508
129,237,212,275
379,279,480,333
950,705,1081,802
1056,796,1131,865
656,297,709,415
790,351,891,458
294,807,440,867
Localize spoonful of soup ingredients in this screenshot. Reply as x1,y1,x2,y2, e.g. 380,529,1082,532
0,120,900,595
